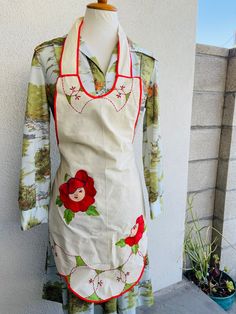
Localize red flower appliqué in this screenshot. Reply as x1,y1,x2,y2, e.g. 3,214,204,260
115,214,146,254
124,215,145,246
59,169,96,212
55,169,99,224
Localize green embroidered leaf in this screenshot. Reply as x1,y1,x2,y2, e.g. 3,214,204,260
95,269,104,274
87,292,102,301
115,239,126,247
144,225,147,232
76,255,87,266
86,205,100,216
56,195,63,207
66,94,72,104
132,244,139,254
64,209,75,224
125,92,131,102
64,173,70,181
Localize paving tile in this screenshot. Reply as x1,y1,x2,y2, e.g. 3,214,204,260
138,278,228,314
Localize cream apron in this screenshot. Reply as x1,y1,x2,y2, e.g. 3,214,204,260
48,16,148,303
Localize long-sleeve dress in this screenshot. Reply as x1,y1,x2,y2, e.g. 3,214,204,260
18,32,164,314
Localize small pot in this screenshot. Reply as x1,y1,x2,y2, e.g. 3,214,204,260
184,270,236,311
209,271,236,311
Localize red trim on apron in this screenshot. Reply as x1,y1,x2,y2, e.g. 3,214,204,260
58,263,146,304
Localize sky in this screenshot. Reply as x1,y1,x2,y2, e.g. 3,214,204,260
197,0,236,48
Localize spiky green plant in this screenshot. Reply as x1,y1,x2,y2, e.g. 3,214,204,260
183,193,236,296
183,194,218,285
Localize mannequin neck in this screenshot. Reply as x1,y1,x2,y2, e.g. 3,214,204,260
80,8,120,74
82,7,119,31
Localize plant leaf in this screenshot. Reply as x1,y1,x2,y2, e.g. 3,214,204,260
87,292,102,301
95,269,104,274
66,94,72,105
56,195,63,207
64,173,70,181
115,239,126,247
132,244,139,254
86,205,100,216
76,255,87,266
125,92,131,102
64,209,75,224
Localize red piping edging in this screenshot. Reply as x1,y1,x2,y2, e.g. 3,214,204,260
77,73,120,99
59,259,146,304
60,74,137,79
76,18,122,99
53,76,60,145
74,17,133,99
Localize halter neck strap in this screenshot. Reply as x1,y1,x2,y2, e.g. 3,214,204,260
60,16,132,77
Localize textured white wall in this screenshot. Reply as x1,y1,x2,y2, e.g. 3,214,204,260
0,0,197,313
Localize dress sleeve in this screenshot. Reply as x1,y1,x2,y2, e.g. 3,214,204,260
142,58,164,220
18,48,51,231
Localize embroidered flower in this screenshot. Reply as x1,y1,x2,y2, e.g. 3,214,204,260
98,279,103,286
55,169,99,224
124,215,145,246
115,84,128,99
115,214,146,254
63,83,82,106
70,86,76,93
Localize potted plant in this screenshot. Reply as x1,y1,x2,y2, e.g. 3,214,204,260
183,195,236,311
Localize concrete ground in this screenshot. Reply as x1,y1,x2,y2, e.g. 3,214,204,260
137,277,236,314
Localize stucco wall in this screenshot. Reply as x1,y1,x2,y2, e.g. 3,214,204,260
0,1,197,313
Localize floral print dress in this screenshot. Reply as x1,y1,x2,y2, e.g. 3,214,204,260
18,22,164,314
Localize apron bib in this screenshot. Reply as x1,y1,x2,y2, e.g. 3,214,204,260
48,16,148,303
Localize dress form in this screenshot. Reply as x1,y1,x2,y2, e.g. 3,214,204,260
80,7,119,74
